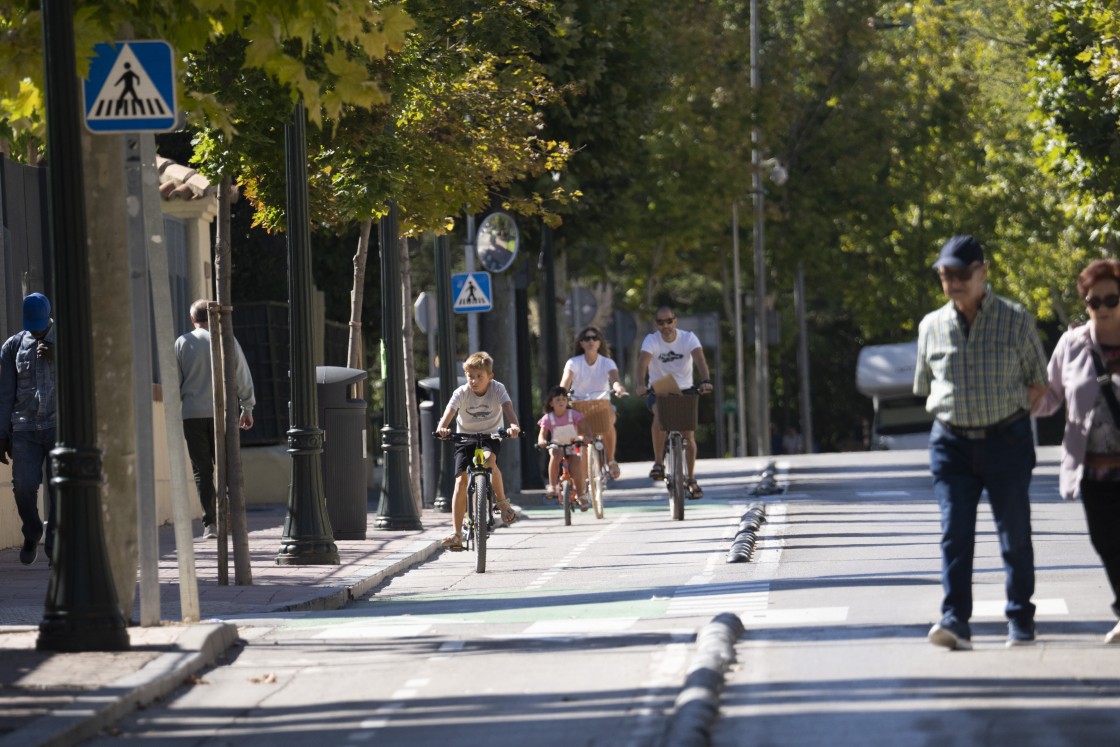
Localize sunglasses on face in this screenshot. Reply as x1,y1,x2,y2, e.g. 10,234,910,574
581,335,599,342
1086,294,1120,310
655,317,675,326
938,263,982,283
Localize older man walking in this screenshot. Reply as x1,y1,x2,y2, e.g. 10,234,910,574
914,235,1049,650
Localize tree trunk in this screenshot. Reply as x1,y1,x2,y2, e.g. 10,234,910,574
84,129,139,617
208,303,229,585
215,176,252,585
399,236,422,510
348,220,372,396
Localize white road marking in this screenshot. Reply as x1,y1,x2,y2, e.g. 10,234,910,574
857,490,911,497
972,598,1069,618
666,580,769,618
740,607,850,625
525,516,628,590
520,618,639,636
312,622,432,639
626,637,692,747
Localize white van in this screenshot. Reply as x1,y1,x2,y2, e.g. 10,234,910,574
856,341,935,450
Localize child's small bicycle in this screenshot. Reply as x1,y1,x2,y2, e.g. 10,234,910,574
539,438,588,526
435,428,513,573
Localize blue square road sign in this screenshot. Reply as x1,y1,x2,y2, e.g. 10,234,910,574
83,41,177,133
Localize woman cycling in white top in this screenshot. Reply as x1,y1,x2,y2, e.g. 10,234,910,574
559,325,627,479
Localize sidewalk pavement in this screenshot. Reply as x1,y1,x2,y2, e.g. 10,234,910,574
0,498,463,747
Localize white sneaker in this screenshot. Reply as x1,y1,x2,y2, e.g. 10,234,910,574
201,523,217,539
1106,620,1120,645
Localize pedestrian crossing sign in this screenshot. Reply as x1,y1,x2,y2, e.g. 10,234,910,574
83,41,177,133
451,272,492,313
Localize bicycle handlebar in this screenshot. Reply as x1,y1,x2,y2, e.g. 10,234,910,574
434,427,516,442
537,438,586,451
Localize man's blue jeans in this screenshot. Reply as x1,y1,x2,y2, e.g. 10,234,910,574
11,428,56,559
929,417,1036,624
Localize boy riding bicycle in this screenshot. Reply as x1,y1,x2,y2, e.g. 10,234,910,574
436,351,521,548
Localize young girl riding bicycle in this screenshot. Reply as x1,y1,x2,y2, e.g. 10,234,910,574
537,386,595,511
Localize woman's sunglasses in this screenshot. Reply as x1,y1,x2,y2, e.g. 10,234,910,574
1086,294,1120,310
581,335,599,342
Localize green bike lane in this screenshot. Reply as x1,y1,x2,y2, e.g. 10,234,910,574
257,499,760,638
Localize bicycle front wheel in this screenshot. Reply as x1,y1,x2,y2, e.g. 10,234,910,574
588,443,605,519
669,434,685,521
472,472,489,572
561,480,573,526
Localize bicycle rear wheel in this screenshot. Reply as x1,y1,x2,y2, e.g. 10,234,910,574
588,442,605,519
561,480,573,526
472,472,489,572
668,434,685,521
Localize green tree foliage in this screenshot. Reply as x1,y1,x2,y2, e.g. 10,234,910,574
0,0,411,146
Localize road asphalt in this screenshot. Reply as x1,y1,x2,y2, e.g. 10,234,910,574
5,447,1114,747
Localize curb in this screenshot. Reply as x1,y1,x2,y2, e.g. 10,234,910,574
280,537,447,614
660,612,745,747
0,623,239,747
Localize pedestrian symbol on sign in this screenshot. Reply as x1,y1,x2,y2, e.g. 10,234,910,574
83,41,177,133
451,272,492,313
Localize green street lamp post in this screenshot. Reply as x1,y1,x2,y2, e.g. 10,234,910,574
376,203,423,529
37,0,129,652
276,102,339,565
433,235,457,512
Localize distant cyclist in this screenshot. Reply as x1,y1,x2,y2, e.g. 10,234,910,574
635,306,713,499
436,351,521,548
559,325,627,479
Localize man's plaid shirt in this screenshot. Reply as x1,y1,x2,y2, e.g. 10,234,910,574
913,286,1047,428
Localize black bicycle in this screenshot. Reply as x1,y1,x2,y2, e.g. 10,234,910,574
654,390,701,521
436,428,513,573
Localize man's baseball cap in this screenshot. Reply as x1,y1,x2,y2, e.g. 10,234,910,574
932,235,984,269
22,293,50,332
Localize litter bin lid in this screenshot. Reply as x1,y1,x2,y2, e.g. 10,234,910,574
317,366,368,387
418,374,466,392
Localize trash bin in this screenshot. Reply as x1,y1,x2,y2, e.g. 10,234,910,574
317,365,369,540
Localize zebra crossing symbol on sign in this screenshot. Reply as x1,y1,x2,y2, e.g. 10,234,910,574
83,41,177,133
451,272,492,313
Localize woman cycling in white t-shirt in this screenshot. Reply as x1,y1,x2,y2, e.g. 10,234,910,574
559,325,628,479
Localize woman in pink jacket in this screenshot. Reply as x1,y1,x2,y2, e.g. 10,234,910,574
1033,259,1120,644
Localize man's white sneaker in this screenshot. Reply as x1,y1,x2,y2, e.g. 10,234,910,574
1105,620,1120,645
928,616,973,651
201,523,217,539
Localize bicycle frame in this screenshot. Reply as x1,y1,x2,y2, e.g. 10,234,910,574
437,429,508,573
653,389,700,522
541,439,585,526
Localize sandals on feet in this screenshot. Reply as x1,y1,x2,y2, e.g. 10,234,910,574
440,532,464,550
545,485,557,499
608,461,621,479
686,479,704,500
496,500,518,525
649,463,665,481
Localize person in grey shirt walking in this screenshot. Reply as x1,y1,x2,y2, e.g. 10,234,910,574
175,299,255,539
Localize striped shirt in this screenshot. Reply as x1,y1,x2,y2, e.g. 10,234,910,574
913,286,1047,427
